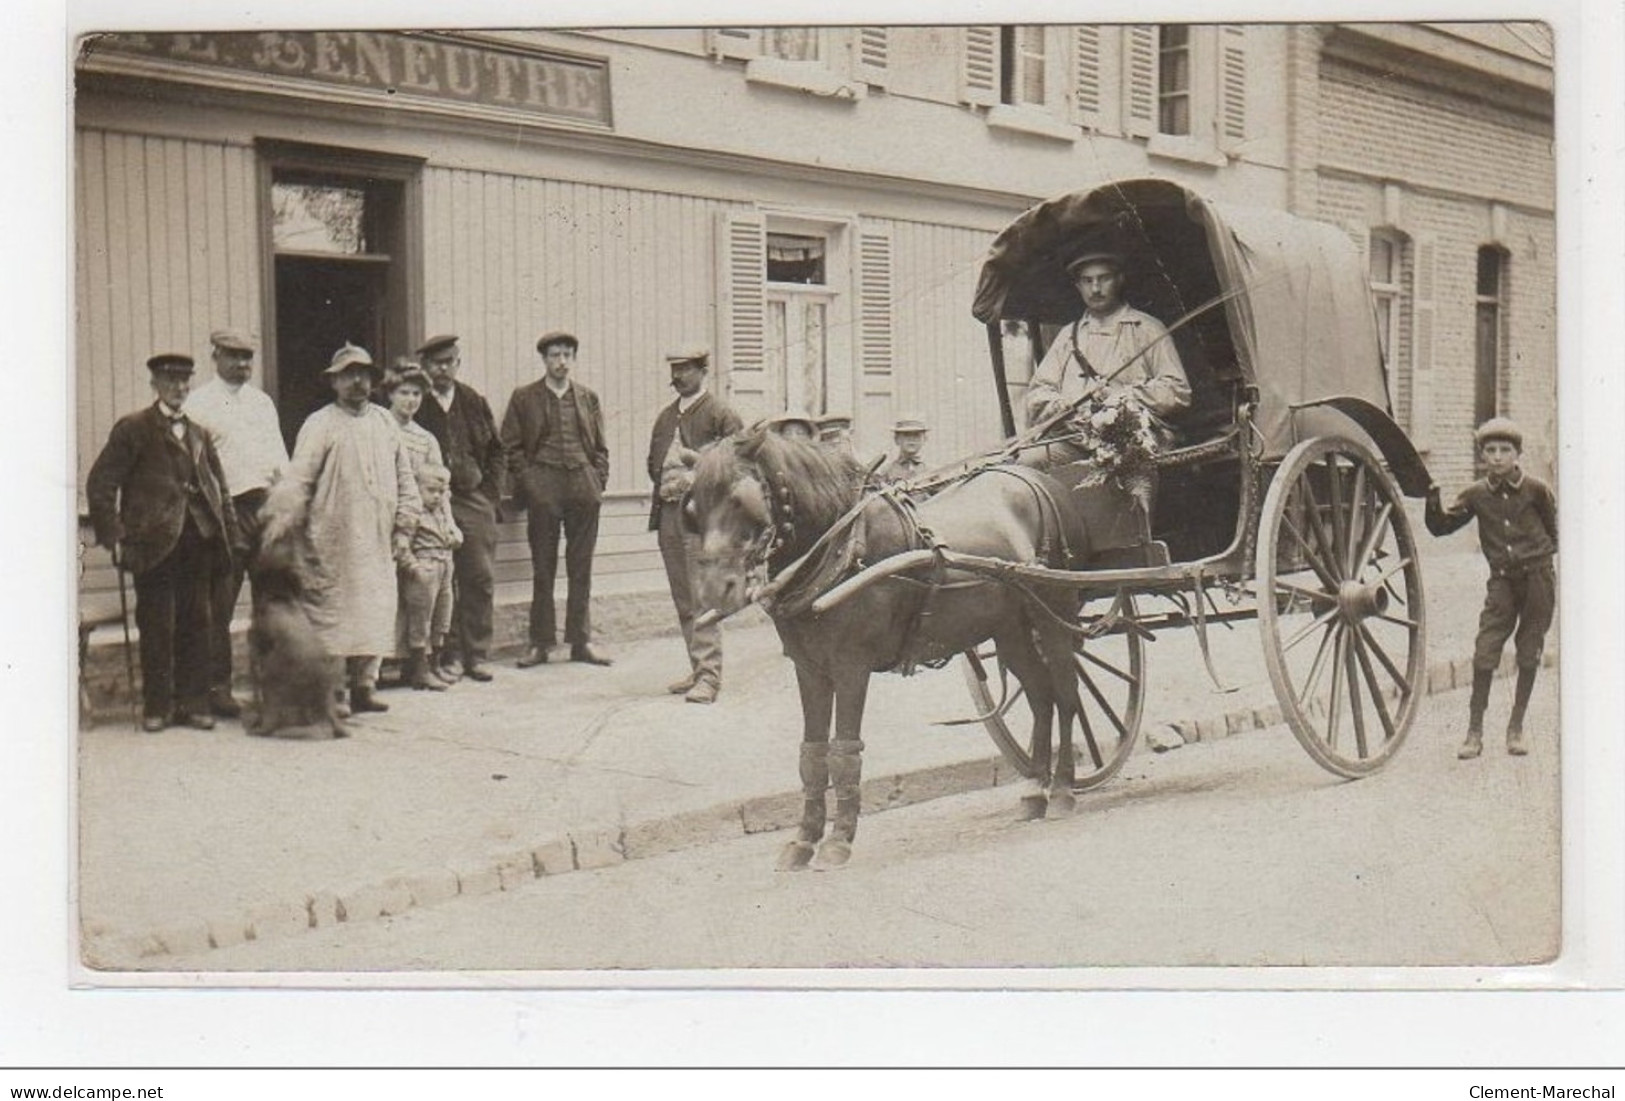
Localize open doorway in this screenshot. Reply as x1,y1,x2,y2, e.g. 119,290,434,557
258,142,422,449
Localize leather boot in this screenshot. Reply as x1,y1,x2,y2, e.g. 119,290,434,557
407,650,447,692
349,685,389,713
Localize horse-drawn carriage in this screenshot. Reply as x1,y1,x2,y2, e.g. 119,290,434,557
689,178,1432,868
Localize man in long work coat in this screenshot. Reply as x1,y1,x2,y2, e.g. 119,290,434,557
502,331,614,668
647,349,742,703
86,353,242,732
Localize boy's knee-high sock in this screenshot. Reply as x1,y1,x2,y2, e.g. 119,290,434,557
1469,667,1494,732
1508,666,1539,730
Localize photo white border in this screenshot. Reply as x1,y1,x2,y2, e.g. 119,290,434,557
5,0,1621,1067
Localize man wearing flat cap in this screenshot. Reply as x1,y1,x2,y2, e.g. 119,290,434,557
414,334,505,683
87,353,242,732
647,348,742,703
1023,241,1191,447
262,343,421,717
184,328,288,717
502,331,614,668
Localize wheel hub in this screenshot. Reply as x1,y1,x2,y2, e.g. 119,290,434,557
1336,579,1389,622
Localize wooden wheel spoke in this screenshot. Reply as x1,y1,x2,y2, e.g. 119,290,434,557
1352,500,1394,580
1355,622,1412,697
1281,512,1341,591
1326,457,1351,578
1325,628,1346,751
1282,606,1340,654
1076,664,1129,739
1296,621,1337,711
1370,556,1415,588
1344,633,1369,758
1274,578,1339,605
1295,477,1346,584
1371,609,1419,630
1344,463,1368,577
1077,647,1139,688
1351,629,1399,744
1075,705,1106,771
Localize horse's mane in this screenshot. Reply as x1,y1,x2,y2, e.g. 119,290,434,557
690,428,865,560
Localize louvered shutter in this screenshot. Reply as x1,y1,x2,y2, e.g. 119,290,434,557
856,223,895,439
1071,25,1105,131
1409,235,1437,450
855,27,888,87
718,211,767,406
1216,25,1248,153
961,26,999,106
1121,25,1157,138
708,28,760,60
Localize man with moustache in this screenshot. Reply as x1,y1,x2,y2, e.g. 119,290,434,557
646,349,742,703
263,343,420,716
183,328,288,717
86,353,242,732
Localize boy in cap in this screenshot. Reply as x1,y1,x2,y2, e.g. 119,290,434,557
184,328,288,717
878,415,930,484
87,353,242,731
397,462,462,691
647,348,742,703
1425,417,1557,758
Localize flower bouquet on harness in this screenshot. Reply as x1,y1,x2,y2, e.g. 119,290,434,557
1056,386,1171,511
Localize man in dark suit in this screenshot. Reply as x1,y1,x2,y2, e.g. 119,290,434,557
501,331,613,668
647,349,741,703
86,353,242,732
416,334,506,683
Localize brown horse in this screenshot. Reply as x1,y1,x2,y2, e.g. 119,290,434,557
686,427,1094,868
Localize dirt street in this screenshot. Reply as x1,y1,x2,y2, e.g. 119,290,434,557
161,677,1558,973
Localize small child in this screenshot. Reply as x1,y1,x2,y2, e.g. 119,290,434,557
398,462,463,691
1425,417,1557,759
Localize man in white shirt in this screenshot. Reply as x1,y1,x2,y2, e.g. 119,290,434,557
184,328,288,717
1023,247,1192,441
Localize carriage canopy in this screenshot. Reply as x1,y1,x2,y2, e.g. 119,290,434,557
973,178,1394,460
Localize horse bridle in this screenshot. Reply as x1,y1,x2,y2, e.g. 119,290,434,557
689,455,797,599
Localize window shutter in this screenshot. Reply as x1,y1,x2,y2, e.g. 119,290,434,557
1216,25,1248,153
1409,234,1437,450
718,211,767,404
858,224,895,382
855,27,889,87
708,28,760,60
1121,25,1157,138
1072,25,1105,130
961,26,999,106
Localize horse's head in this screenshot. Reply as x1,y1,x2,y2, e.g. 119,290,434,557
686,427,863,619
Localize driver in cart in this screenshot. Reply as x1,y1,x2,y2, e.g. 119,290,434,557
1017,236,1192,473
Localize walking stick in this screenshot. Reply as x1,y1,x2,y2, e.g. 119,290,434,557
112,545,138,729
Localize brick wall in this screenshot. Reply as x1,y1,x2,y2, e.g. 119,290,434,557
1314,55,1556,489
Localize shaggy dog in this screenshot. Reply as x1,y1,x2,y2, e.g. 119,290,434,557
245,481,347,740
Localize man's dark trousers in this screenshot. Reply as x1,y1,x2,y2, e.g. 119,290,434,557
452,488,499,664
525,466,600,647
137,519,224,718
208,487,267,695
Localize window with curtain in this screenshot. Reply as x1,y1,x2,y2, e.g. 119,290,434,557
1000,26,1047,106
763,27,820,62
1157,25,1192,135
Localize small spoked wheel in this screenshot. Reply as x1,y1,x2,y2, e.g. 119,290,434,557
1256,437,1426,777
961,592,1145,791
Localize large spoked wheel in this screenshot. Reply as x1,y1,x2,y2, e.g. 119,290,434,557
1257,437,1426,777
961,592,1145,791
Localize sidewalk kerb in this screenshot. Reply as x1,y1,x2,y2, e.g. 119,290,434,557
79,654,1553,967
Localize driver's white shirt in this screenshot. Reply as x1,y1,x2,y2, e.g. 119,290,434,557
1025,304,1191,426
